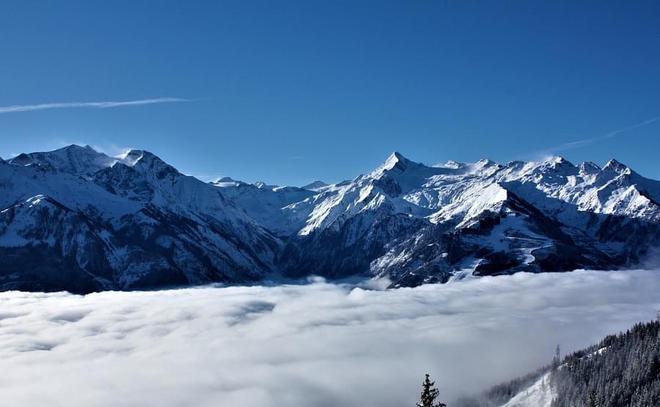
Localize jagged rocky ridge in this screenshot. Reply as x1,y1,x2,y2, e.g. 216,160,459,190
1,145,660,292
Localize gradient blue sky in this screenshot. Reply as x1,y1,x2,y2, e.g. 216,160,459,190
1,1,660,185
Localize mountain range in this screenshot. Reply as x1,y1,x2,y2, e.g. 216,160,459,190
1,144,659,293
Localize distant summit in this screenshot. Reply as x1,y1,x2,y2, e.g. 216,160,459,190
302,180,328,190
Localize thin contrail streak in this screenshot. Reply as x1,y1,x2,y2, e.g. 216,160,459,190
0,97,189,114
538,116,660,156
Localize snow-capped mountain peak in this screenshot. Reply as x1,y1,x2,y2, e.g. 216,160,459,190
579,161,601,175
436,160,464,169
1,145,660,293
545,155,571,165
116,148,144,166
114,149,182,182
211,176,245,187
371,152,439,181
119,149,167,168
7,153,33,166
367,152,447,194
302,180,329,191
379,151,410,172
603,158,630,174
8,144,117,178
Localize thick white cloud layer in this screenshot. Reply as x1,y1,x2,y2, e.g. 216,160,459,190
0,270,658,407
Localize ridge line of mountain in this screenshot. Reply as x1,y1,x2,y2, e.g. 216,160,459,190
1,144,659,293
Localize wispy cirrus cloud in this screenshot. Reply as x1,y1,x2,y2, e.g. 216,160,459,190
0,97,189,114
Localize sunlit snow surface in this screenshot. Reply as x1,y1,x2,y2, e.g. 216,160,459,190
501,372,555,407
1,270,659,407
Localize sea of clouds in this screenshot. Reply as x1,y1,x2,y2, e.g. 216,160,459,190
0,269,659,407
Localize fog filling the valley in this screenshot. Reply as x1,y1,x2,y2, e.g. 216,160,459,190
1,270,659,407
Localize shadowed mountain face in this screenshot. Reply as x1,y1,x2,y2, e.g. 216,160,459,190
1,145,660,293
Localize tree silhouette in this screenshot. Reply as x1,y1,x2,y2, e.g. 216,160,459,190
416,374,447,407
552,344,561,369
587,390,600,407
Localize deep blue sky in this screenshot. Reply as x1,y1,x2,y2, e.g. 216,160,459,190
1,1,660,185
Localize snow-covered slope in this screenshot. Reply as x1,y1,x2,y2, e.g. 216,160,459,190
500,373,555,407
211,178,315,236
1,145,659,292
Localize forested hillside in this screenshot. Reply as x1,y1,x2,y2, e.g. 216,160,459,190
551,320,659,407
456,320,660,407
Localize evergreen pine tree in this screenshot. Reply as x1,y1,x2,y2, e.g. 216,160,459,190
587,390,599,407
552,344,561,369
416,374,447,407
